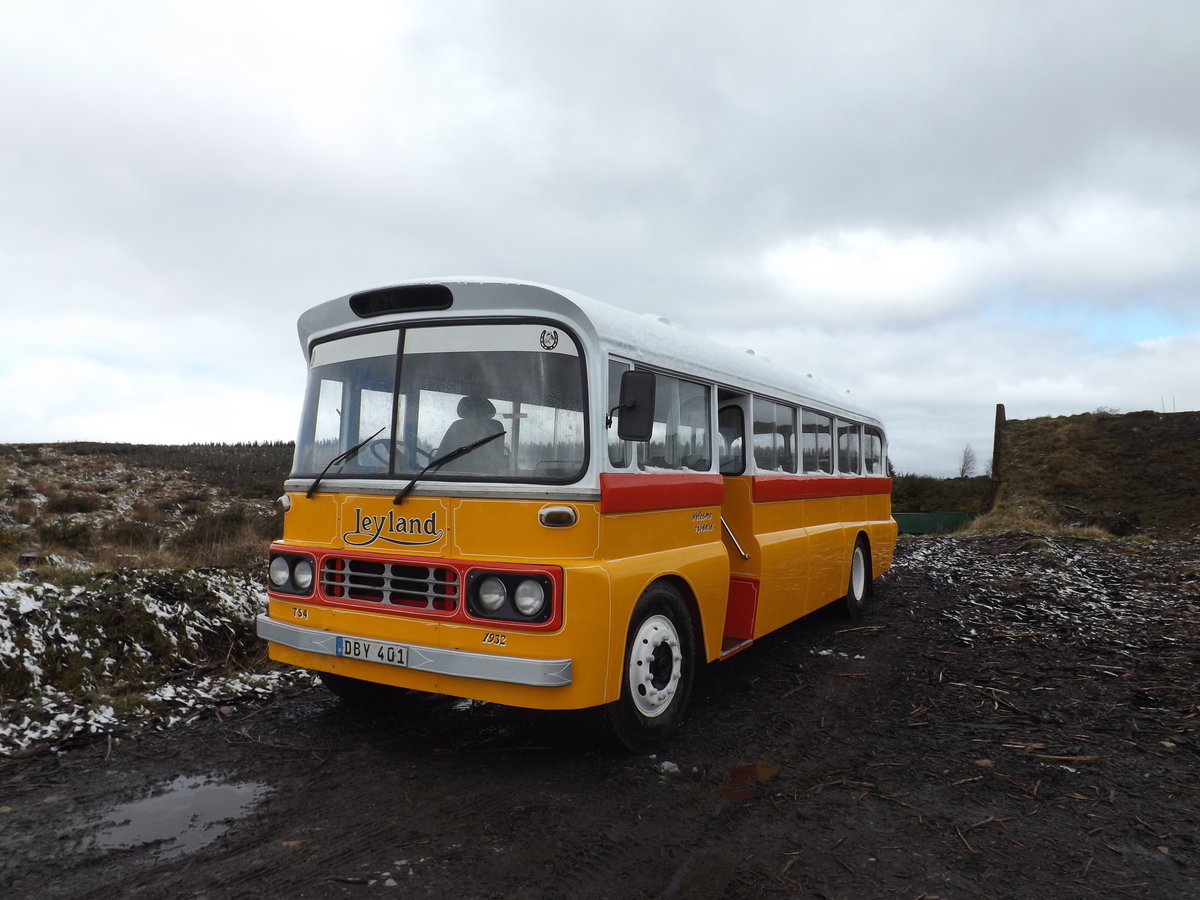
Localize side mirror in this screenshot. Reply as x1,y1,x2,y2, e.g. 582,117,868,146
616,370,656,442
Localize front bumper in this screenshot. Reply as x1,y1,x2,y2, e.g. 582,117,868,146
256,614,573,688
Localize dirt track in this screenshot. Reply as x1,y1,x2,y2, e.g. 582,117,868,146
2,534,1198,899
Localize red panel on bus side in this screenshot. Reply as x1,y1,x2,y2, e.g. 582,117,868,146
599,473,725,514
752,475,893,503
723,577,759,645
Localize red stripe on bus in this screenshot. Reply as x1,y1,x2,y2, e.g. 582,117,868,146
752,475,893,503
600,473,725,513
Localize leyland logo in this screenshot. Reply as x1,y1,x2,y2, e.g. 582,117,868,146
343,508,443,547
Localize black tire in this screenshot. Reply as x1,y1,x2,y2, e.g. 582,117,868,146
320,671,411,710
840,536,872,620
605,583,695,753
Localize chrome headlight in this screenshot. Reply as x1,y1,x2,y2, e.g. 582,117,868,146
477,576,507,613
513,579,546,617
292,558,314,591
269,556,292,587
268,552,316,595
468,571,554,623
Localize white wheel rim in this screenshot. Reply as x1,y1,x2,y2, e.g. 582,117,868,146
851,546,867,601
628,613,683,718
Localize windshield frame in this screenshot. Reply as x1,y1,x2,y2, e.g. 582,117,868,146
290,316,591,488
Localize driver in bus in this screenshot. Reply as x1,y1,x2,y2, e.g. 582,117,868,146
436,395,505,473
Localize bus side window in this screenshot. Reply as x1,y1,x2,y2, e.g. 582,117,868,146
637,373,712,471
607,360,632,468
753,398,797,473
837,421,862,474
719,406,745,475
802,409,833,474
864,426,885,475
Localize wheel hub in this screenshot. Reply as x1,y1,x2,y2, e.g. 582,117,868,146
628,614,682,718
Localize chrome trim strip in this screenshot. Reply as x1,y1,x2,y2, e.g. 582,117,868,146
256,614,572,687
283,479,601,503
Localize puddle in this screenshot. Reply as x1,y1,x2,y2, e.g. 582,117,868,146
90,775,270,860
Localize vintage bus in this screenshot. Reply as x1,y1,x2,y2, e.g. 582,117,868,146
258,279,896,750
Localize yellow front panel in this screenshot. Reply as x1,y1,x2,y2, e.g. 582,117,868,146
282,491,603,562
270,492,736,709
281,493,341,547
454,499,601,560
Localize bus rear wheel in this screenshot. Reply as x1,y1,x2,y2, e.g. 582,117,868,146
606,583,695,753
841,536,872,620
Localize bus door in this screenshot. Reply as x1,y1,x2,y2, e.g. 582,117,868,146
717,397,757,656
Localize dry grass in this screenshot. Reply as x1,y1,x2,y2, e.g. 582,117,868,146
967,492,1119,541
1,442,286,582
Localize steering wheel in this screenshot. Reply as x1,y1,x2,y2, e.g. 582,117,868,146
368,439,432,468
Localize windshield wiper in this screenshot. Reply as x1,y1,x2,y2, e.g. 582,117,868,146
305,427,386,499
393,430,506,505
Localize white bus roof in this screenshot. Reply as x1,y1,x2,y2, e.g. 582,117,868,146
297,277,883,428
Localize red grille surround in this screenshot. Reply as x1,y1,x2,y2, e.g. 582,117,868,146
321,556,460,611
270,546,564,630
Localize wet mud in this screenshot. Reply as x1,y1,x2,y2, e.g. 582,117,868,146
2,534,1198,898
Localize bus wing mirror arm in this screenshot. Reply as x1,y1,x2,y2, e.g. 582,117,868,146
611,370,656,442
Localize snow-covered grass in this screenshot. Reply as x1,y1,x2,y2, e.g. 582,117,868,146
887,534,1200,652
0,567,306,756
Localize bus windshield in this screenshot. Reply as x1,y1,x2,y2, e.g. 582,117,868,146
292,322,587,483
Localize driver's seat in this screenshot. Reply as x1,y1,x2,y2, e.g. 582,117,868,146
435,395,505,473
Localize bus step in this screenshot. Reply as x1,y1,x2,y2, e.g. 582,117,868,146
720,636,754,659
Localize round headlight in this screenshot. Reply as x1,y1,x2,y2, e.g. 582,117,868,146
292,558,314,591
513,579,546,617
269,556,292,587
477,576,507,613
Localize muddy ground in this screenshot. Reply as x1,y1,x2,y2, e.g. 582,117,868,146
2,534,1198,899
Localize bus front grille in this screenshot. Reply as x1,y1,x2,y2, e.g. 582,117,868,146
320,557,459,611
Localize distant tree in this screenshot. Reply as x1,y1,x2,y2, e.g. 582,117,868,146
958,444,977,478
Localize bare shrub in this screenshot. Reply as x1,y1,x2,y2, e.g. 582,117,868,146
14,499,37,525
103,520,161,551
169,506,281,567
131,501,165,525
92,546,186,570
46,493,104,514
36,518,96,551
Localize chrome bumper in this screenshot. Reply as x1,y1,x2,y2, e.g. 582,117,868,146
256,615,573,687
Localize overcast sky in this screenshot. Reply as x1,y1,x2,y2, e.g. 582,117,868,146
2,1,1198,476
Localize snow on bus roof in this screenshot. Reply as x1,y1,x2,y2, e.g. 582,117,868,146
561,290,876,423
298,277,881,426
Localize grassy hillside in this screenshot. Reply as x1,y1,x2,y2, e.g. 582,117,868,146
0,442,293,578
995,409,1200,538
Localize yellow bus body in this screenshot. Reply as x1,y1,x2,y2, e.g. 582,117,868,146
265,480,895,709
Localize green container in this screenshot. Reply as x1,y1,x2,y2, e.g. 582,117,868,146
893,511,979,535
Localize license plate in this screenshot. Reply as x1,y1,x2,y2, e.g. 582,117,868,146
335,635,408,668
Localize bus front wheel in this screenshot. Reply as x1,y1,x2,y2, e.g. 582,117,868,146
606,584,695,753
841,536,872,620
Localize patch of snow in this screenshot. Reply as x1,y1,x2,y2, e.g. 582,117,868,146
0,568,312,756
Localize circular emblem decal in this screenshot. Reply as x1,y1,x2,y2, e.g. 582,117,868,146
540,329,560,351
